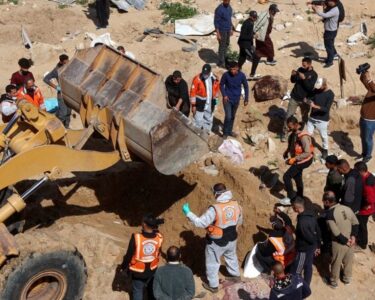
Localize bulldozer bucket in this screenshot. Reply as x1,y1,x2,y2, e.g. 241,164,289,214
59,45,210,175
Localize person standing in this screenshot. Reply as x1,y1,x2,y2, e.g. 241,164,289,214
190,64,220,131
220,61,249,139
322,191,359,288
153,246,195,300
10,58,35,89
165,70,190,117
312,0,340,68
182,183,242,293
280,117,314,205
95,0,110,29
336,159,363,215
121,214,164,300
269,262,311,300
43,54,72,127
237,11,261,79
282,57,318,142
306,78,335,159
291,197,321,286
253,4,279,66
214,0,233,68
359,69,375,163
354,162,375,249
17,78,44,108
324,155,343,199
0,85,18,123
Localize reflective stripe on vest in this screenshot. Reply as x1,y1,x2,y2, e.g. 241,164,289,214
190,74,220,104
269,237,296,267
207,201,241,239
129,232,163,272
294,131,314,164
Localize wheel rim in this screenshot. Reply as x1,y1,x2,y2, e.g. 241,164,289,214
20,269,67,300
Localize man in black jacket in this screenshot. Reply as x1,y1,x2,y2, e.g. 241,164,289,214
165,70,190,117
237,11,260,80
291,197,321,285
337,159,363,214
95,0,110,29
282,57,318,141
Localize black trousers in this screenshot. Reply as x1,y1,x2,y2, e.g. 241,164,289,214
238,46,260,76
96,0,110,27
283,159,313,200
357,214,369,249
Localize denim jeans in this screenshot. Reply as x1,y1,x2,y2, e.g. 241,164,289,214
306,118,329,150
360,117,375,159
323,30,337,64
132,277,155,300
223,101,239,136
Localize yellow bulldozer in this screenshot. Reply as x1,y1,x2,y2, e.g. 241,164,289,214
0,45,211,299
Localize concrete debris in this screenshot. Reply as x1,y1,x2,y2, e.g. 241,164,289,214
314,42,325,51
294,15,304,21
274,24,285,31
234,13,244,20
175,14,215,36
339,22,353,29
124,0,146,10
336,98,348,109
51,0,75,5
202,165,219,176
111,0,130,11
253,75,288,101
347,32,368,45
284,22,293,28
235,23,242,32
350,52,367,58
85,32,118,48
267,137,276,153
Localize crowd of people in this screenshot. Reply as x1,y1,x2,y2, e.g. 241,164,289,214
1,0,374,299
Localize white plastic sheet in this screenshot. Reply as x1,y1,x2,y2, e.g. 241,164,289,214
111,0,130,11
243,243,263,279
218,139,244,164
86,32,118,48
175,14,215,36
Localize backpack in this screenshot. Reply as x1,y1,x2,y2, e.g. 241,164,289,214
337,0,345,23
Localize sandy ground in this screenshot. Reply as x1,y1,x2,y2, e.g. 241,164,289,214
0,0,375,299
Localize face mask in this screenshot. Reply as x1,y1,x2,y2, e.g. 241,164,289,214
12,96,17,100
21,70,29,76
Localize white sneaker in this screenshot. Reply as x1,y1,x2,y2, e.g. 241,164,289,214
248,74,262,80
333,54,340,61
265,60,277,66
279,197,292,206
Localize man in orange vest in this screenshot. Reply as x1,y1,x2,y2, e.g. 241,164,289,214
182,183,242,293
190,64,220,131
280,116,314,206
17,78,44,108
121,214,164,300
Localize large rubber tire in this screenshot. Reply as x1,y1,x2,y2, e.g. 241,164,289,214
0,231,87,300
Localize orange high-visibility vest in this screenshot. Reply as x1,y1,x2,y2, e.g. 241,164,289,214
294,131,314,164
269,237,295,267
190,74,220,105
207,200,241,239
129,232,163,273
17,86,44,108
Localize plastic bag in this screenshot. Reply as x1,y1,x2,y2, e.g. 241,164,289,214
218,139,244,164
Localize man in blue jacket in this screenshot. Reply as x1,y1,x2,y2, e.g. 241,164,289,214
214,0,233,68
220,61,249,139
270,262,311,300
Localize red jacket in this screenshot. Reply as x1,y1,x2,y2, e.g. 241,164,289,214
359,172,375,216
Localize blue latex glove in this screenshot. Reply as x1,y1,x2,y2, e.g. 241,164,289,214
182,203,191,216
56,85,61,92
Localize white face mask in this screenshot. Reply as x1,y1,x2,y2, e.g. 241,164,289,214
12,97,17,100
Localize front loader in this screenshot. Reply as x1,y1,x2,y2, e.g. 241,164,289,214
0,45,212,299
